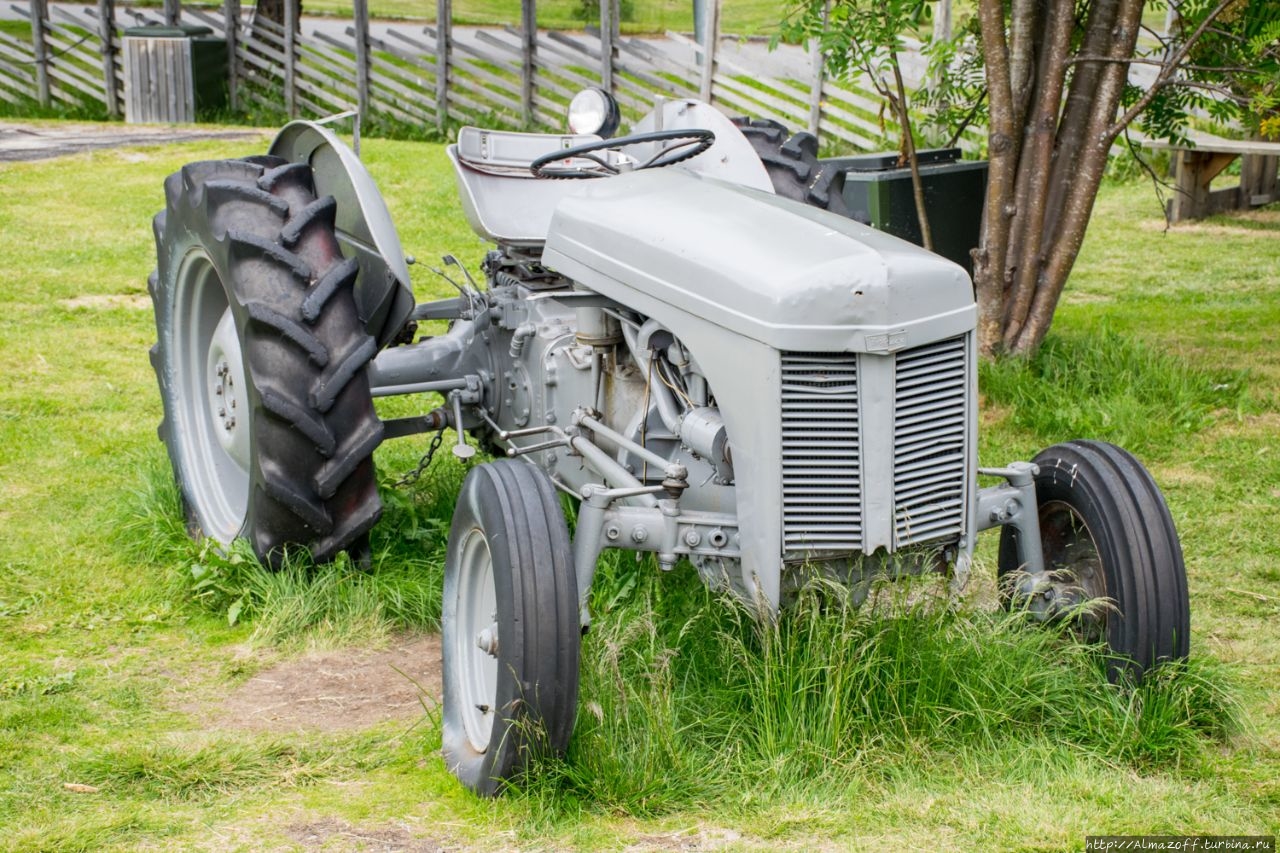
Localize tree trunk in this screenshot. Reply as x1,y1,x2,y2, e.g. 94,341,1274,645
1001,0,1075,348
256,0,297,28
973,0,1153,357
1009,0,1144,354
972,0,1018,356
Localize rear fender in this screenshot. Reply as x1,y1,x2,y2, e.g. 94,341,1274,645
268,121,415,348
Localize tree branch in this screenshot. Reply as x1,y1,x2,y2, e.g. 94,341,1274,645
945,88,987,149
1067,54,1259,75
1107,0,1239,137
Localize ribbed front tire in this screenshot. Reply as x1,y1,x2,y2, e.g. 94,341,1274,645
998,440,1190,682
442,460,579,796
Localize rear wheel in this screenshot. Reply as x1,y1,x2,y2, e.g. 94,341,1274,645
731,117,848,216
149,157,383,565
442,460,578,796
998,440,1190,682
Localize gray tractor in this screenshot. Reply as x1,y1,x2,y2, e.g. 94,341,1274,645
148,92,1189,796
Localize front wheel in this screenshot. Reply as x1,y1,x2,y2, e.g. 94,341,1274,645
998,440,1190,682
441,460,579,796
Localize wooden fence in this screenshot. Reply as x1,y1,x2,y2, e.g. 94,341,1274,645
0,0,980,154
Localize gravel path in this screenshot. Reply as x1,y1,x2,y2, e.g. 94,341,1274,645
0,121,263,162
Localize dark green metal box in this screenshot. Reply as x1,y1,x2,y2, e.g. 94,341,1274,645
826,148,988,276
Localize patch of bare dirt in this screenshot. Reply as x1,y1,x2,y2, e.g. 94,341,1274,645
1137,218,1279,237
199,634,441,733
59,293,151,311
0,121,264,162
621,827,838,852
287,818,453,852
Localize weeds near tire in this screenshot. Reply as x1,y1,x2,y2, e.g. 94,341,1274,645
116,454,448,648
519,564,1239,816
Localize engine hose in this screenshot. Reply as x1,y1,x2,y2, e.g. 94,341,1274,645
493,270,524,289
622,322,683,433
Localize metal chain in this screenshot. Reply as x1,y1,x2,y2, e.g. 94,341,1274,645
391,423,448,488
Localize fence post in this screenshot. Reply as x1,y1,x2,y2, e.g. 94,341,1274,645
807,0,828,139
283,0,297,117
29,0,50,107
599,0,614,94
224,0,239,112
353,0,370,120
98,0,119,117
697,0,718,103
435,0,450,132
164,0,180,26
520,0,535,128
932,0,952,41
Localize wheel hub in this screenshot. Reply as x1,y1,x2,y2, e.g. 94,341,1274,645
1022,500,1108,639
207,309,250,467
455,529,499,754
171,250,251,543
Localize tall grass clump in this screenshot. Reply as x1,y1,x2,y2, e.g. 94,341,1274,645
980,327,1250,456
519,563,1238,815
115,454,456,647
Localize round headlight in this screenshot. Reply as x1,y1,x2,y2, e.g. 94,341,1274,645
567,88,621,138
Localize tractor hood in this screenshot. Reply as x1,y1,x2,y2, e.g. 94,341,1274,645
541,169,975,353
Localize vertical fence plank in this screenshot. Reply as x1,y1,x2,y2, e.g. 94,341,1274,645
224,0,239,112
353,0,370,119
932,0,952,41
435,0,450,131
599,0,613,94
284,0,297,116
520,0,534,127
98,0,119,116
30,0,50,107
807,0,828,137
698,0,718,103
164,0,180,26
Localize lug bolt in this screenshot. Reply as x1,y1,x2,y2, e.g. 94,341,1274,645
476,626,499,657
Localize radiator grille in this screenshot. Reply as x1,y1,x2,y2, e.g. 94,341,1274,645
893,336,969,545
780,353,861,552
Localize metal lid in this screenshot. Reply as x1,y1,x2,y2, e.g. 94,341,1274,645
122,24,214,38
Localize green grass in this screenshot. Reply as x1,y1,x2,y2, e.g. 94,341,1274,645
0,131,1278,849
290,0,787,35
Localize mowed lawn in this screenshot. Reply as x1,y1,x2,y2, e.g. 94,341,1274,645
0,126,1278,851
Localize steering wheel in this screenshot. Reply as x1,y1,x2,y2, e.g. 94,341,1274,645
530,128,715,179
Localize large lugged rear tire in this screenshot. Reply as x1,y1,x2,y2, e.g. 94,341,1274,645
731,117,849,216
442,460,579,797
149,157,384,565
998,440,1190,682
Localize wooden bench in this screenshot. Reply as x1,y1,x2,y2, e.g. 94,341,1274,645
1145,131,1280,222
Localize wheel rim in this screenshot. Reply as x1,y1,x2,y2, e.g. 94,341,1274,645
454,527,499,754
173,249,250,542
1037,500,1108,641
